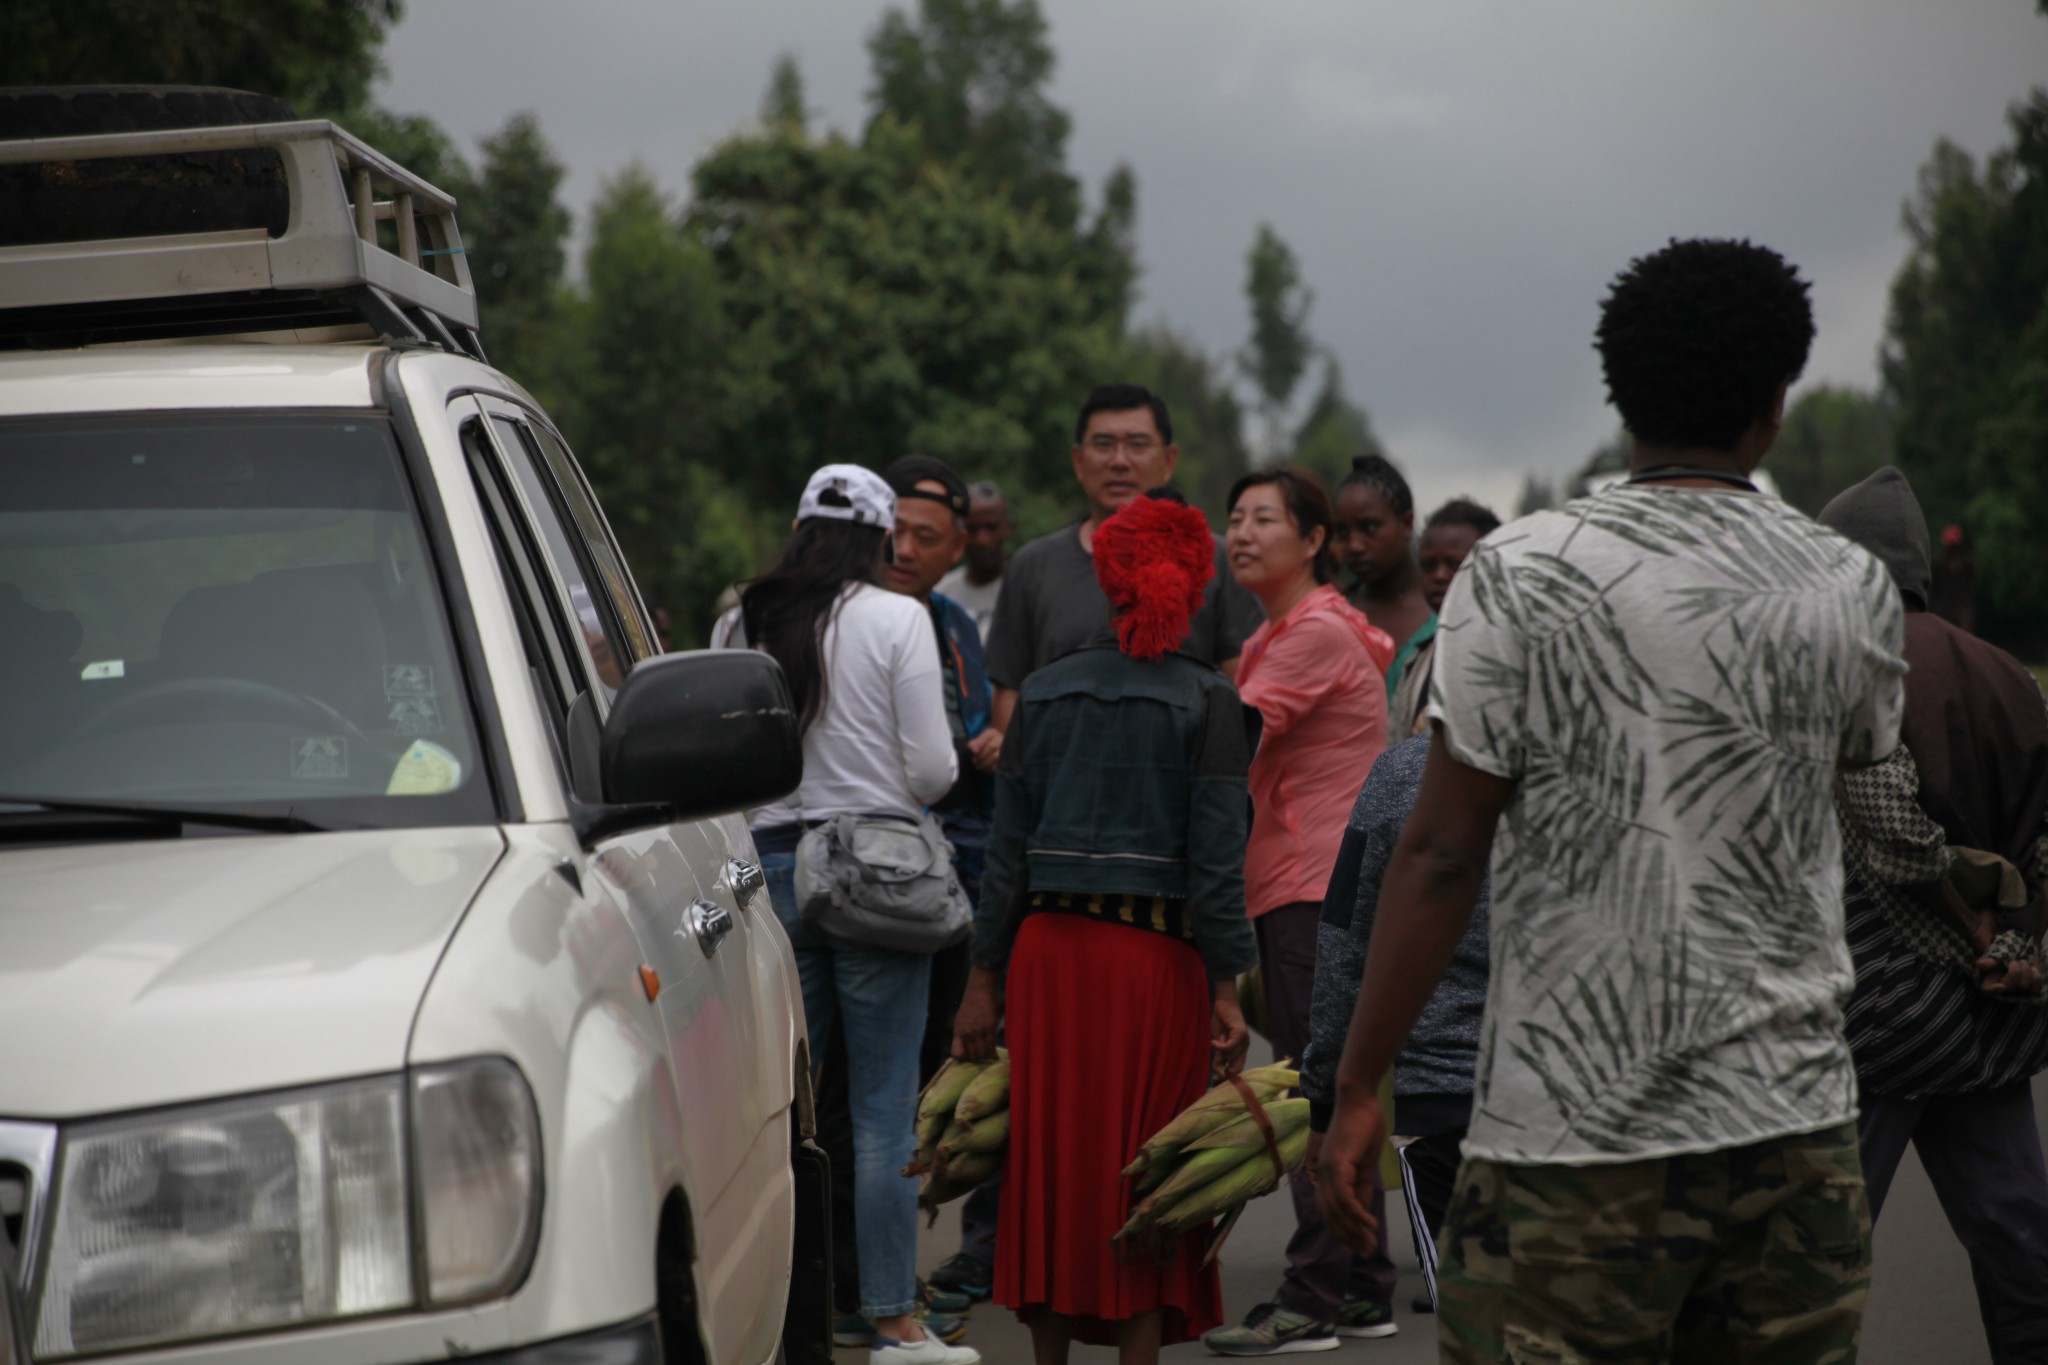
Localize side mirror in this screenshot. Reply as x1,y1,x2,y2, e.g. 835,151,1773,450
599,649,802,820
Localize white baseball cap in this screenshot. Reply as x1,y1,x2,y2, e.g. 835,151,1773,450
797,463,895,528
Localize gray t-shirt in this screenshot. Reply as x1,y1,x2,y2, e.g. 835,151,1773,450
984,520,1262,688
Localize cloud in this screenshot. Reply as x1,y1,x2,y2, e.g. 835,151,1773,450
1289,62,1452,134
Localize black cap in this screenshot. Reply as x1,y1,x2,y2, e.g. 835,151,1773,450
884,454,970,520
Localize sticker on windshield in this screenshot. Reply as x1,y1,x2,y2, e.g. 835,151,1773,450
290,736,349,780
80,659,125,680
386,739,462,795
384,664,435,697
388,696,443,735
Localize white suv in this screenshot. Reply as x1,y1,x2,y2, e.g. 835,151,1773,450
0,94,829,1365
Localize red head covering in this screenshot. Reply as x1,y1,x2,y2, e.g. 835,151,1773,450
1093,494,1216,661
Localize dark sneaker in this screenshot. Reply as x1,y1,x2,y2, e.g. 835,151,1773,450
920,1278,974,1316
926,1252,993,1303
834,1311,969,1348
1334,1298,1399,1339
1410,1294,1434,1315
1202,1302,1340,1356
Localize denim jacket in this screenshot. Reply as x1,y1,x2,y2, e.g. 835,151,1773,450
972,639,1261,982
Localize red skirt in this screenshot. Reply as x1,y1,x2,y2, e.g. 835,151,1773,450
995,913,1224,1346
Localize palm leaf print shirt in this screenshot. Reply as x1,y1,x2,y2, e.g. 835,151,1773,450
1427,485,1906,1164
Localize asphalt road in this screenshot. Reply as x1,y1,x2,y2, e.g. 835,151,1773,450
849,1074,2047,1365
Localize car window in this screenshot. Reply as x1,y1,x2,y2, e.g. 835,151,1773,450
488,415,630,701
462,418,574,742
0,412,492,823
526,424,656,665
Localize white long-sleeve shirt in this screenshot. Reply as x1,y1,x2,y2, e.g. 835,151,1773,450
714,583,956,827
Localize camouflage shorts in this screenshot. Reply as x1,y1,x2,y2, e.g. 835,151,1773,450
1435,1122,1871,1364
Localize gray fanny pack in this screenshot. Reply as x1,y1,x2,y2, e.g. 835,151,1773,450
794,811,970,954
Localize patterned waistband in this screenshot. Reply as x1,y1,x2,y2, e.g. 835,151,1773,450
1028,890,1195,942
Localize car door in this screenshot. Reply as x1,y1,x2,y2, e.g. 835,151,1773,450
458,397,788,1365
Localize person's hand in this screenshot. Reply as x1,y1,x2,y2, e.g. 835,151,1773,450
968,728,1003,775
1211,993,1249,1081
952,968,1003,1061
1978,952,2045,996
1304,1129,1324,1190
1315,1089,1388,1256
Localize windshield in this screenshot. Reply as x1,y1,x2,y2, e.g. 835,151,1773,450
0,412,493,827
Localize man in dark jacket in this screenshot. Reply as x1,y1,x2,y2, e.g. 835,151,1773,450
1821,465,2048,1363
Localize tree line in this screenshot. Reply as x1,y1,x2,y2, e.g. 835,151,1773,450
7,0,2043,653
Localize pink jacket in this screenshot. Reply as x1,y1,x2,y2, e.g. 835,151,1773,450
1234,584,1393,918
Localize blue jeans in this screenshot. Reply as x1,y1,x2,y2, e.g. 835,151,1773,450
763,851,929,1320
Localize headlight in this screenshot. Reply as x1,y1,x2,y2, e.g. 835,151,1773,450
32,1061,542,1358
34,1078,410,1358
413,1059,541,1306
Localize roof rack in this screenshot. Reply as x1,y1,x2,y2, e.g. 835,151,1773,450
0,119,486,359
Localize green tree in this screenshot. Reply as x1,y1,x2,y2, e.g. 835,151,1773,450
551,167,759,645
1120,326,1252,522
683,116,1121,514
1241,223,1315,462
1765,386,1895,516
865,0,1136,325
867,0,1075,222
1290,354,1379,493
1883,89,2048,651
1516,475,1557,516
0,0,403,117
762,54,809,133
464,113,572,386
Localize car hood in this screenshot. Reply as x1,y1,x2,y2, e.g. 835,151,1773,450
0,827,504,1119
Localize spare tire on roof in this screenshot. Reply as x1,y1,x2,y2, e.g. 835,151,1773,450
0,85,299,248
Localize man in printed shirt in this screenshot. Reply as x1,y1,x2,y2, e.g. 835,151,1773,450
1315,239,1907,1362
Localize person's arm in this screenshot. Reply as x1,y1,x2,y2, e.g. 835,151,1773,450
1316,733,1514,1253
956,702,1031,1060
1303,744,1419,1128
890,604,959,806
991,687,1018,738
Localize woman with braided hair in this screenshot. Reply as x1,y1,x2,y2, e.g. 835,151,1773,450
953,488,1259,1365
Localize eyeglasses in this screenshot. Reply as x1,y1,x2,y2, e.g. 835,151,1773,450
1084,434,1160,456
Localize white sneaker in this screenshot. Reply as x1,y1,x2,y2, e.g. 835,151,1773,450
871,1332,982,1365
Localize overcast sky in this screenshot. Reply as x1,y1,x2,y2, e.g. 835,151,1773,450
378,1,2046,516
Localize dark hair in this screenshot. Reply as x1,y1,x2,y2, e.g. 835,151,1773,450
884,453,970,524
1336,452,1413,520
739,518,886,732
1595,238,1814,451
1424,497,1502,539
1227,466,1340,584
1143,485,1186,505
1074,384,1174,446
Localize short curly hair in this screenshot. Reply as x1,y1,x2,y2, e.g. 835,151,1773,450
1595,238,1814,452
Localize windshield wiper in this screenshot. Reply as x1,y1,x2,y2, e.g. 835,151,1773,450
0,796,327,837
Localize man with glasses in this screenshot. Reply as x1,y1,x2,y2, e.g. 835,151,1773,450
979,385,1261,745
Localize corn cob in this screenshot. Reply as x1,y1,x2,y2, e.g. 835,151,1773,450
1120,1069,1298,1176
919,1147,1003,1223
918,1057,988,1129
1181,1097,1310,1153
1153,1122,1310,1234
954,1058,1011,1123
1114,1146,1257,1240
939,1108,1009,1157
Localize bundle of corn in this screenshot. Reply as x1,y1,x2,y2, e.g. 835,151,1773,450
905,1051,1010,1221
1114,1063,1308,1243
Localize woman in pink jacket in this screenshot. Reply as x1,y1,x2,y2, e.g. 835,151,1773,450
1204,467,1398,1355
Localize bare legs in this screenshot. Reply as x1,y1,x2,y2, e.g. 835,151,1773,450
1024,1307,1163,1365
